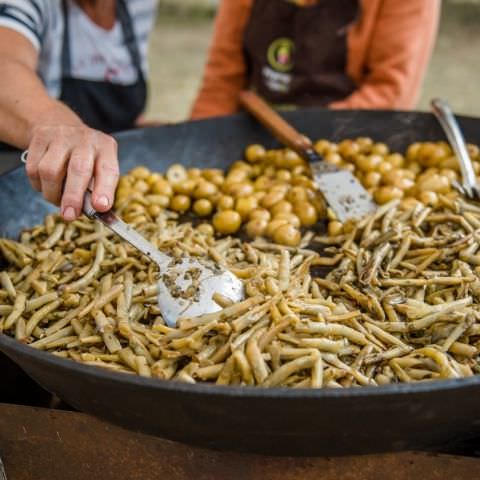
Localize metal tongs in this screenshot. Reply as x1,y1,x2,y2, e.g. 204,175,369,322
20,151,245,327
431,98,480,200
239,91,377,222
0,455,7,480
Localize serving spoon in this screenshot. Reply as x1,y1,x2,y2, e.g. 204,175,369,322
20,151,245,327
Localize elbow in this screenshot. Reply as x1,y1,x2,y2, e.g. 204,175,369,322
338,69,420,110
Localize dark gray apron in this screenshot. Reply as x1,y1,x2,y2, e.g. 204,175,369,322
244,0,358,107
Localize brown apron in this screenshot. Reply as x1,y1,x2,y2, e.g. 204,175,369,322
244,0,359,107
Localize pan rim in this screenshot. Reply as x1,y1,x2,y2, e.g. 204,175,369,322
121,109,480,131
2,331,479,399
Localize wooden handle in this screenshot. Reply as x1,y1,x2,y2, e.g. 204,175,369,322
239,91,313,155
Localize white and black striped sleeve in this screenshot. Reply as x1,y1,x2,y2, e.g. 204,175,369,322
0,0,48,50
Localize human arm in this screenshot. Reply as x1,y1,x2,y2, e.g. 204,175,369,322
330,0,441,110
190,0,254,119
0,26,119,221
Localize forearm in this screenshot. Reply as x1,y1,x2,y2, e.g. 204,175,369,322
0,26,118,220
0,58,118,221
0,58,82,148
329,81,407,110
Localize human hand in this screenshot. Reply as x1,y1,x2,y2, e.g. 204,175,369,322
24,125,119,221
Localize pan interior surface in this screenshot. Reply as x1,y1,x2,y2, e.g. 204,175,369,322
1,109,480,456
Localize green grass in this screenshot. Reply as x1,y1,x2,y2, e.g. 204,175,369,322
146,15,213,122
418,1,480,115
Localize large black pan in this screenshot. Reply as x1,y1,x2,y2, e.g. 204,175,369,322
1,110,480,456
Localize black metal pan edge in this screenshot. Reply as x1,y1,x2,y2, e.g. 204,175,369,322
1,332,479,400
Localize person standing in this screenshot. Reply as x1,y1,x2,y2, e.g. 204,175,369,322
191,0,440,119
0,0,157,407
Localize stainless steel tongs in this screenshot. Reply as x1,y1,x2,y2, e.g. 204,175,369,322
431,98,480,200
0,455,7,480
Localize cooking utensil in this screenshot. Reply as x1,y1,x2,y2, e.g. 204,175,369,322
431,98,480,200
239,91,377,222
0,456,7,480
19,151,244,327
2,109,480,456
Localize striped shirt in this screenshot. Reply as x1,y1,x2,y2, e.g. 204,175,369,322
0,0,158,98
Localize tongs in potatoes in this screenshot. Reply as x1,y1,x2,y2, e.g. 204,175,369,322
20,151,245,327
239,91,377,222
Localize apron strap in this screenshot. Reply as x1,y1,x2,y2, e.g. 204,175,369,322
116,0,144,79
61,0,144,79
61,0,71,76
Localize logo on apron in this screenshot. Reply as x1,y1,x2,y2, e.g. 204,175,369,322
262,37,295,95
267,38,295,73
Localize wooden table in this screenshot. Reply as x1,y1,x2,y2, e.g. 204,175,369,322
0,403,478,480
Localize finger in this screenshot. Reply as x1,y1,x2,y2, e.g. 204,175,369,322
38,144,71,206
61,146,95,221
25,132,49,191
92,135,119,212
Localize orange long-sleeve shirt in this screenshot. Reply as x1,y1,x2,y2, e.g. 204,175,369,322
191,0,440,119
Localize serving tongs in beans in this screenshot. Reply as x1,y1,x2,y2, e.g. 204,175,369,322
432,98,480,200
19,152,245,327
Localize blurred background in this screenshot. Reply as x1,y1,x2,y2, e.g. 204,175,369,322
146,0,480,122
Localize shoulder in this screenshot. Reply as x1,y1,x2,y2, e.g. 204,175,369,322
0,0,61,49
0,0,57,25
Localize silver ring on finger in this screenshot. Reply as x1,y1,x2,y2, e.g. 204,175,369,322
21,150,29,164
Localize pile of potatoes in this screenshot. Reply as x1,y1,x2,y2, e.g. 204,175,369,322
115,138,480,246
315,138,480,208
116,145,324,246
